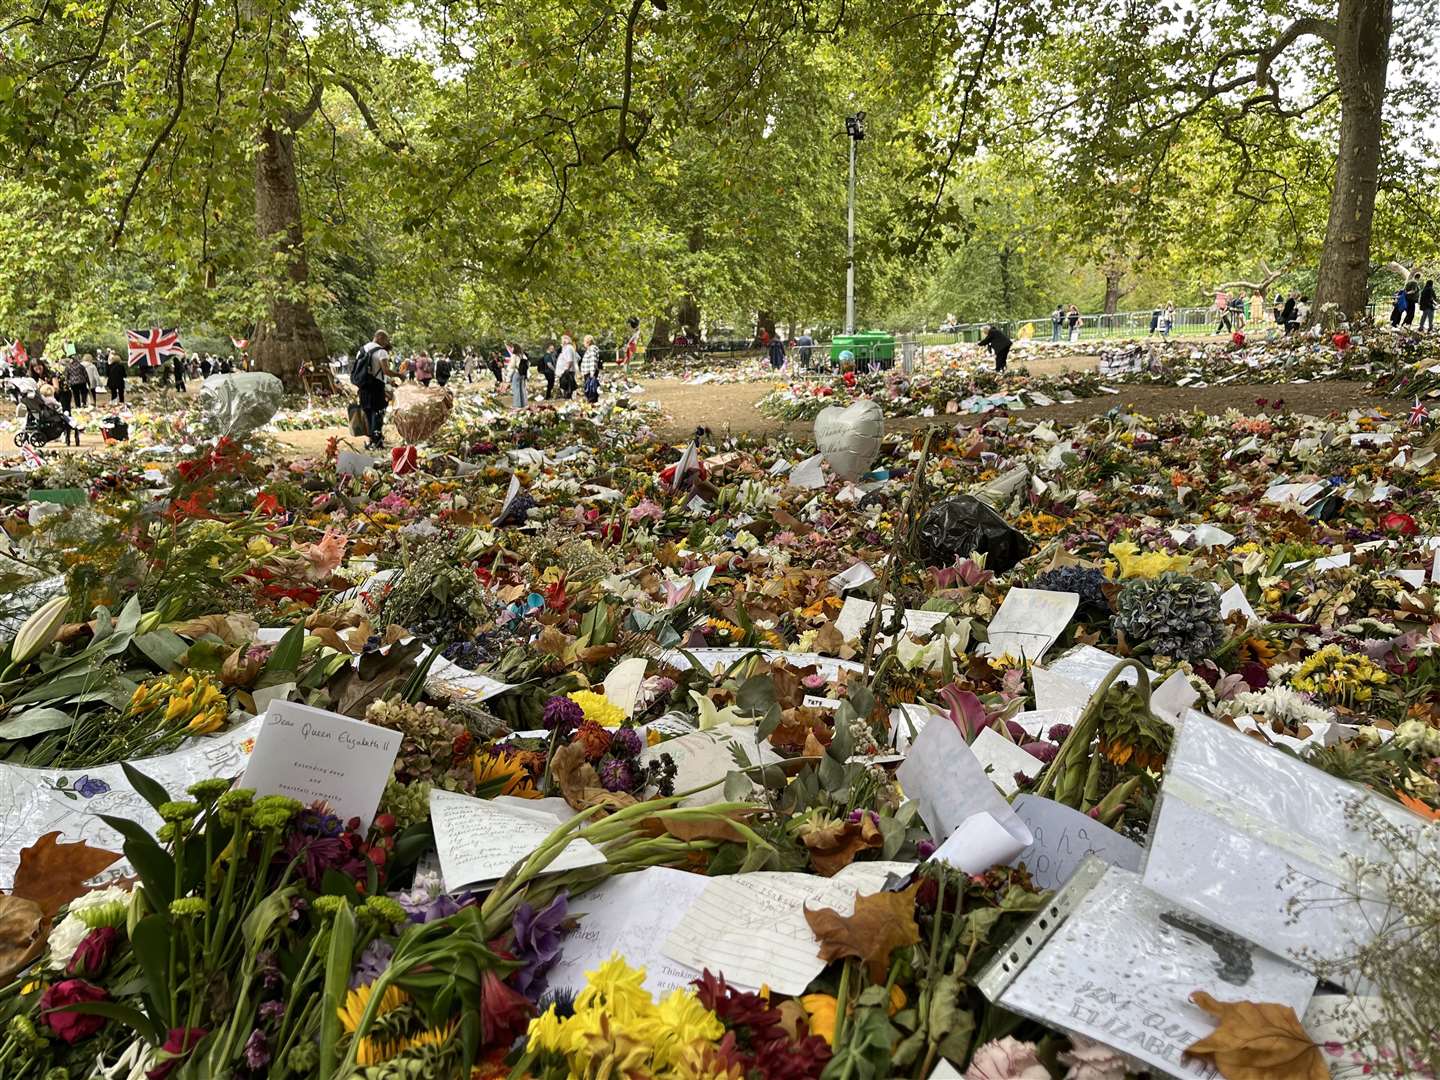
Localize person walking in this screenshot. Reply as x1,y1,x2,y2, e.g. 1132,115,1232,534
81,353,100,403
64,353,90,408
1159,303,1175,338
1066,304,1081,343
504,342,528,409
1391,284,1408,327
354,330,397,449
105,350,127,404
555,335,579,399
1283,294,1299,334
580,335,601,403
1214,289,1232,334
1272,292,1285,326
1149,306,1161,335
539,342,557,398
796,329,814,367
977,324,1012,372
1420,279,1436,332
1229,293,1245,331
171,353,186,393
1052,304,1066,342
1403,276,1421,326
463,349,476,384
414,351,435,387
767,334,786,370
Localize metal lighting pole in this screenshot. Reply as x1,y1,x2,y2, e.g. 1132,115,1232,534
844,111,865,335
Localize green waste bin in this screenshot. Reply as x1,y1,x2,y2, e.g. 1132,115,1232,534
829,334,860,362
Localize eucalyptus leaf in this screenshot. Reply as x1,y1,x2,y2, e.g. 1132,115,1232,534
0,706,74,738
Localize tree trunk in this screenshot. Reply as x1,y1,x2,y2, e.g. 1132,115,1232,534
251,121,328,389
1102,269,1125,314
26,315,56,361
674,295,700,339
1314,0,1392,325
756,311,777,343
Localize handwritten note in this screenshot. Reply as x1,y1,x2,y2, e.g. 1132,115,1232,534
548,866,711,997
429,788,606,893
662,861,915,995
977,588,1079,662
896,719,1023,840
1009,795,1143,890
239,701,399,829
984,862,1315,1080
0,719,261,889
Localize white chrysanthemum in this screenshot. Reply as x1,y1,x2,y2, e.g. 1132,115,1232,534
1228,685,1334,727
46,913,91,970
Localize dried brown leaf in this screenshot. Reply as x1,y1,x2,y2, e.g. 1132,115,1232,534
1185,992,1329,1080
804,885,920,982
0,896,45,982
13,833,122,920
551,742,637,813
801,816,884,876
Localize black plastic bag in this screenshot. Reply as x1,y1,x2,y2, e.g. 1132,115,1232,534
915,495,1030,572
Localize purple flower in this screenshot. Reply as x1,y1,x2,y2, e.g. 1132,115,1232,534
542,696,584,733
74,775,110,799
351,939,394,988
611,726,643,757
1046,723,1073,743
916,839,937,859
512,892,568,994
243,1030,270,1070
598,757,635,792
259,1000,285,1022
1021,741,1058,764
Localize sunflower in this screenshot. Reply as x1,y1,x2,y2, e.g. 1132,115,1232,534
338,982,409,1035
1235,637,1278,666
473,750,540,798
356,1021,459,1067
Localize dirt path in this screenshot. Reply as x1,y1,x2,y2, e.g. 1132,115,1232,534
257,376,1406,457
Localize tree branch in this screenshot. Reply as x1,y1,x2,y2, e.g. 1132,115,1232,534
328,75,409,151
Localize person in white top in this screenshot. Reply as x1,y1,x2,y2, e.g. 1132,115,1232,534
554,335,578,399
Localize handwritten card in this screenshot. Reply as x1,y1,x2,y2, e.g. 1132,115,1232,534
0,718,261,889
977,588,1078,662
980,862,1315,1080
1009,794,1143,890
239,701,399,829
662,861,915,995
833,597,950,645
548,866,711,998
896,719,1025,841
641,725,780,807
429,788,606,893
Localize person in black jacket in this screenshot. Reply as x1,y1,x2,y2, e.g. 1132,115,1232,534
105,351,127,403
978,324,1012,371
1420,279,1436,333
1404,276,1421,326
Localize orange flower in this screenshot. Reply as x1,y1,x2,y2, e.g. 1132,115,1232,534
1395,790,1440,821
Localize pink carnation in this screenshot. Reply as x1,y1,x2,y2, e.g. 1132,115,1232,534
965,1038,1049,1080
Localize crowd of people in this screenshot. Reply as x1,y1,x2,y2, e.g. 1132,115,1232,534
1390,275,1437,331
348,333,609,450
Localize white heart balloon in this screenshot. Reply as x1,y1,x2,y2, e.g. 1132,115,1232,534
813,400,884,480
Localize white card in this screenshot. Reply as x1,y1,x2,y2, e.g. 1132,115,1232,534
927,811,1032,874
1009,794,1143,890
662,861,915,995
978,588,1079,662
1030,666,1093,713
1218,584,1258,624
829,561,877,592
497,474,521,521
833,597,949,644
896,719,1023,840
788,453,827,489
547,866,710,998
238,701,400,830
639,725,780,806
969,727,1044,795
428,787,605,893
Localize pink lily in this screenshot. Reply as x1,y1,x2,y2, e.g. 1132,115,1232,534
938,684,994,743
663,577,694,608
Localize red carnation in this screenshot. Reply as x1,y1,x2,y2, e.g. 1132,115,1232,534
39,979,109,1044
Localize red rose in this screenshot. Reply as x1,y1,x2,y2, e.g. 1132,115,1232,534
1333,331,1351,351
1231,332,1246,347
39,979,109,1043
146,1027,208,1080
1381,511,1418,535
66,926,121,978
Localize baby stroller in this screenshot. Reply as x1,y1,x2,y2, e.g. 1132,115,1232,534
15,390,74,448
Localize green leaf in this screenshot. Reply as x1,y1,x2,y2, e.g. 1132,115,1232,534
133,629,190,672
0,706,74,738
735,674,775,717
243,887,298,950
120,763,171,812
263,623,305,676
50,1000,162,1045
320,902,357,1073
130,915,173,1029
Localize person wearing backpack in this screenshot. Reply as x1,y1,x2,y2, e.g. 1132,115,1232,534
351,331,397,448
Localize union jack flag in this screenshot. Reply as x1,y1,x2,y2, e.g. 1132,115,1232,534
126,327,185,368
1410,398,1429,428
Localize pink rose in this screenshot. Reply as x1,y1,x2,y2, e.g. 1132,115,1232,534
965,1037,1049,1080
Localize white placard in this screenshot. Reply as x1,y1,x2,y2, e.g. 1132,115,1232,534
1143,717,1426,982
0,719,262,889
829,561,877,592
548,866,711,998
978,588,1079,661
1218,584,1258,624
1030,667,1094,713
788,454,827,489
984,862,1315,1080
662,861,916,996
428,787,605,893
896,719,1025,841
833,597,949,644
239,701,400,830
969,727,1044,796
1010,795,1143,890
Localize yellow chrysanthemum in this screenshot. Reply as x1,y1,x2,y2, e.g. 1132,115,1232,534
799,994,837,1045
338,982,409,1034
1107,541,1192,580
576,954,653,1019
567,689,626,728
655,989,725,1045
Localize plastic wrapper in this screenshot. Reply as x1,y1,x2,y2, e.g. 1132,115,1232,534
915,495,1030,572
200,373,284,437
390,384,453,444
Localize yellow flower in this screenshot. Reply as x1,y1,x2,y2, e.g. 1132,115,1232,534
576,954,653,1020
356,1022,456,1067
646,728,662,747
246,537,275,558
568,689,625,728
186,707,225,735
164,695,193,722
1108,541,1192,579
473,752,539,798
800,994,837,1045
655,989,725,1045
338,982,409,1034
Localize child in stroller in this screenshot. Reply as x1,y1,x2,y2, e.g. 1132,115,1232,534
16,384,80,447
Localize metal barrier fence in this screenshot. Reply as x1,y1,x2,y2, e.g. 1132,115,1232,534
639,335,928,376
